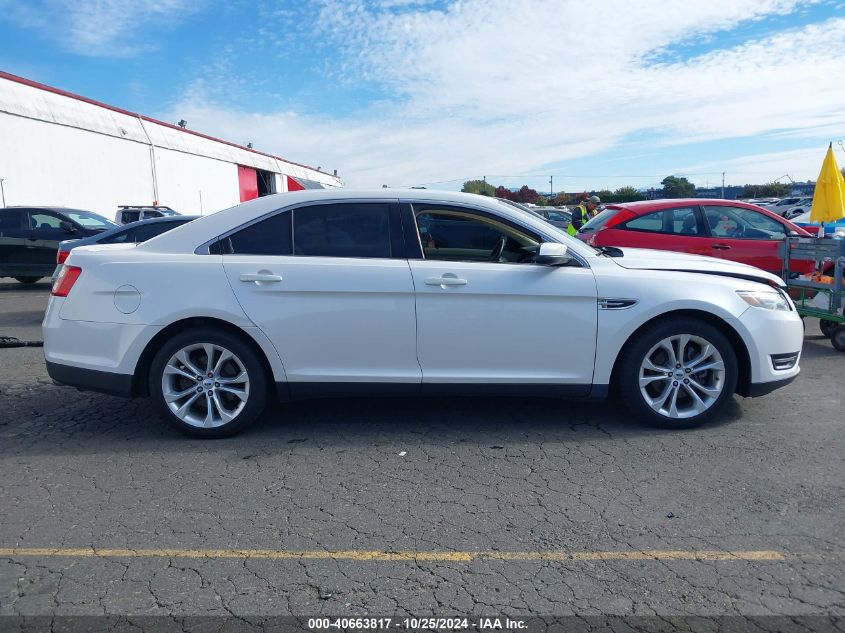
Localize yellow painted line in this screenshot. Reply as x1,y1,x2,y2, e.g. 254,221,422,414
0,548,784,562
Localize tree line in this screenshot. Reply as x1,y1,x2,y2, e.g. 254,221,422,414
462,175,819,204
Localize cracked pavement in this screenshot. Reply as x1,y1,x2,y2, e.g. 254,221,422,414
0,280,843,618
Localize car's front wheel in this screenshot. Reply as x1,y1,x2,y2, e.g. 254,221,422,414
618,319,738,429
149,328,268,438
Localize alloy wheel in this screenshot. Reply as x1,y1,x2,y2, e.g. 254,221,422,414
638,334,726,420
161,343,250,428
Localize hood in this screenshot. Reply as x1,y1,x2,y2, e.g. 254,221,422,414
610,247,784,287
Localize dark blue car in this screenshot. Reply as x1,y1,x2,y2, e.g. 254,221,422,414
53,215,199,279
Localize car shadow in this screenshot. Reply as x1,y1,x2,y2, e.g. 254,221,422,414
0,281,52,292
2,388,745,457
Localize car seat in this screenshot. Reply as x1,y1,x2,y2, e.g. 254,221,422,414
680,215,697,235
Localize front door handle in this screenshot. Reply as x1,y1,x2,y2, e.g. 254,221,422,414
425,275,467,287
239,273,283,283
712,244,732,250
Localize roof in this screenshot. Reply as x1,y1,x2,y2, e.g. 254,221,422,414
140,188,598,259
610,198,766,210
0,71,339,184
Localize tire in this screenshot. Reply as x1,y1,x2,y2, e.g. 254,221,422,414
149,327,268,438
831,326,845,352
820,319,835,338
14,276,41,284
618,318,738,429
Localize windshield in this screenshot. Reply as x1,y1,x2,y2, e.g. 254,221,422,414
157,208,179,216
66,210,117,229
580,207,622,233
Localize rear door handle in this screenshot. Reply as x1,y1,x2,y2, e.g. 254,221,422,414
712,244,732,250
425,275,467,286
239,273,283,283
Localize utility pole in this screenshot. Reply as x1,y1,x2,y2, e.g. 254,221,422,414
549,176,553,198
0,178,5,207
721,172,725,199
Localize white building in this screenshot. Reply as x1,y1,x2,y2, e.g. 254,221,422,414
0,71,342,216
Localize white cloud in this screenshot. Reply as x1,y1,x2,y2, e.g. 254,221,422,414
0,0,199,56
164,0,845,188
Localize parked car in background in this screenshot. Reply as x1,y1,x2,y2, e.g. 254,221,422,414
115,205,180,224
531,207,573,230
53,215,199,279
760,197,800,211
45,189,802,438
776,197,814,220
790,210,845,237
0,206,115,283
496,199,573,230
577,199,814,275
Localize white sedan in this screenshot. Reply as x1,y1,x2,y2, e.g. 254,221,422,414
44,190,803,437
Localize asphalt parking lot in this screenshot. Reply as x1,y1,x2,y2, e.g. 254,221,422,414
0,279,843,622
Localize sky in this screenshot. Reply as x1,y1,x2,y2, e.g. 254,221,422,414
2,0,845,193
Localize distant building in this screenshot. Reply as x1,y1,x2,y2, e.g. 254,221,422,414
694,186,745,200
0,71,341,216
790,182,816,196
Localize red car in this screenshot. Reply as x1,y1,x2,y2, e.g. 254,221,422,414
577,199,814,275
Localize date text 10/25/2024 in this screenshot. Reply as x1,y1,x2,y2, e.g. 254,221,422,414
308,618,528,630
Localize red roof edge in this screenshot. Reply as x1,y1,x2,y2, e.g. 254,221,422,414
0,70,332,177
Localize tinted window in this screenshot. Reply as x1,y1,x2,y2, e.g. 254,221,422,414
623,207,699,235
99,228,134,244
703,206,786,240
293,203,391,258
415,208,539,263
121,211,140,223
134,221,185,242
228,212,292,255
29,212,63,230
0,210,24,230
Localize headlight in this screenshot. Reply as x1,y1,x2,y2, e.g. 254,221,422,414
736,290,791,311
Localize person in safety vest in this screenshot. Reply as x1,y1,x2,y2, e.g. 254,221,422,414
567,195,600,236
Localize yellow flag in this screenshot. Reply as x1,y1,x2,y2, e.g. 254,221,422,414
809,144,845,224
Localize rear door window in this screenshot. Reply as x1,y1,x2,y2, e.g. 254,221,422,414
0,210,24,230
293,203,391,258
227,212,293,255
622,207,701,235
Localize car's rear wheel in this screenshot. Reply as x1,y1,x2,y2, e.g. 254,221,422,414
149,328,268,438
619,319,738,429
14,276,41,284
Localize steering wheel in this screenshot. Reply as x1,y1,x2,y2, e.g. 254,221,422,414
729,223,745,238
489,236,507,262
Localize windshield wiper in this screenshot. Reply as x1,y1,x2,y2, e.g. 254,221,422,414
596,246,624,257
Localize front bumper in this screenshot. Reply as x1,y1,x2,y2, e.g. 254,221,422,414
734,303,803,395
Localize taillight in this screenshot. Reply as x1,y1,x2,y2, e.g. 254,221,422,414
56,249,70,264
51,266,82,297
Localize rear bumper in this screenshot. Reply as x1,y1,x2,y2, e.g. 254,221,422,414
46,361,134,397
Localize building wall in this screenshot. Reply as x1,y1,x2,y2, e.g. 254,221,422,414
0,73,341,216
154,147,241,215
0,113,154,213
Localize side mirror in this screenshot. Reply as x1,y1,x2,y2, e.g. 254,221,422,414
536,242,570,266
59,220,77,233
